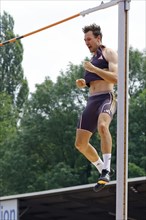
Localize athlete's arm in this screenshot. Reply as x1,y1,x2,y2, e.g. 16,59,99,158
83,48,118,84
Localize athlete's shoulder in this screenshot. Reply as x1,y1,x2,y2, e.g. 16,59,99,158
103,47,118,63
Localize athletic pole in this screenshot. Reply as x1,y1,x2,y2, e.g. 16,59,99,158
0,13,80,46
116,0,130,219
0,0,120,47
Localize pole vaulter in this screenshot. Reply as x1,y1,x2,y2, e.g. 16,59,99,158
1,0,131,219
1,0,120,47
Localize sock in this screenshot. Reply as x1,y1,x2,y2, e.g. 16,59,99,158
92,157,104,174
102,153,111,172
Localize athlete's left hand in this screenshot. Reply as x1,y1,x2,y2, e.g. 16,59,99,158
83,61,96,73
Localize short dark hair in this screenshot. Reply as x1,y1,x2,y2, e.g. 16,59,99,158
82,23,102,39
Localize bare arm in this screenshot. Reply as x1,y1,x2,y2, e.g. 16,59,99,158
83,48,118,84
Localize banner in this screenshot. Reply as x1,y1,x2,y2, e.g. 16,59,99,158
0,199,18,220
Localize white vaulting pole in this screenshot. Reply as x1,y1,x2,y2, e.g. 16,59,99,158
116,0,130,220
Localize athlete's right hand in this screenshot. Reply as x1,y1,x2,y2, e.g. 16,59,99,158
76,78,86,88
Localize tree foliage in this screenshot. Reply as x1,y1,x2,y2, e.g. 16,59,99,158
0,12,145,196
0,11,29,196
0,12,29,114
129,46,146,96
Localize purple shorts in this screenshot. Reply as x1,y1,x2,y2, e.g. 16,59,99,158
77,92,117,133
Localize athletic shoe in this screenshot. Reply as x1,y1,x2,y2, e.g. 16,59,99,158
93,182,106,192
98,169,110,184
93,169,111,192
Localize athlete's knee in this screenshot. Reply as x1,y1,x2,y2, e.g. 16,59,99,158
98,122,109,135
75,138,87,153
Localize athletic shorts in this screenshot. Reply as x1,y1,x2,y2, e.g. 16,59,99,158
77,92,117,133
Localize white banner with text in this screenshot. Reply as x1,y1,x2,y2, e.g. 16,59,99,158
0,199,18,220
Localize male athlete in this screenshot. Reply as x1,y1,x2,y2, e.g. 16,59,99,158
75,24,118,191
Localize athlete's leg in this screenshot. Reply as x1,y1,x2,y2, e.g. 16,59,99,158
93,113,113,192
97,112,112,173
75,128,103,173
98,112,112,154
75,128,97,162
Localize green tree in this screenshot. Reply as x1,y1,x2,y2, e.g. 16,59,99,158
128,163,145,178
0,11,29,196
128,47,146,176
128,89,146,170
1,38,145,195
129,46,146,96
0,11,29,114
0,93,18,196
0,93,17,142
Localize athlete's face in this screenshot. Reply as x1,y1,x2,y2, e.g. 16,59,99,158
84,31,101,54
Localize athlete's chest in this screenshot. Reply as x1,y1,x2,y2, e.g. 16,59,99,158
91,50,108,69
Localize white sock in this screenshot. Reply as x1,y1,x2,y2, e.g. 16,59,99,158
92,157,104,174
102,153,111,172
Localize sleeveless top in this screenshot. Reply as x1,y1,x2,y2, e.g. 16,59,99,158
84,47,108,87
